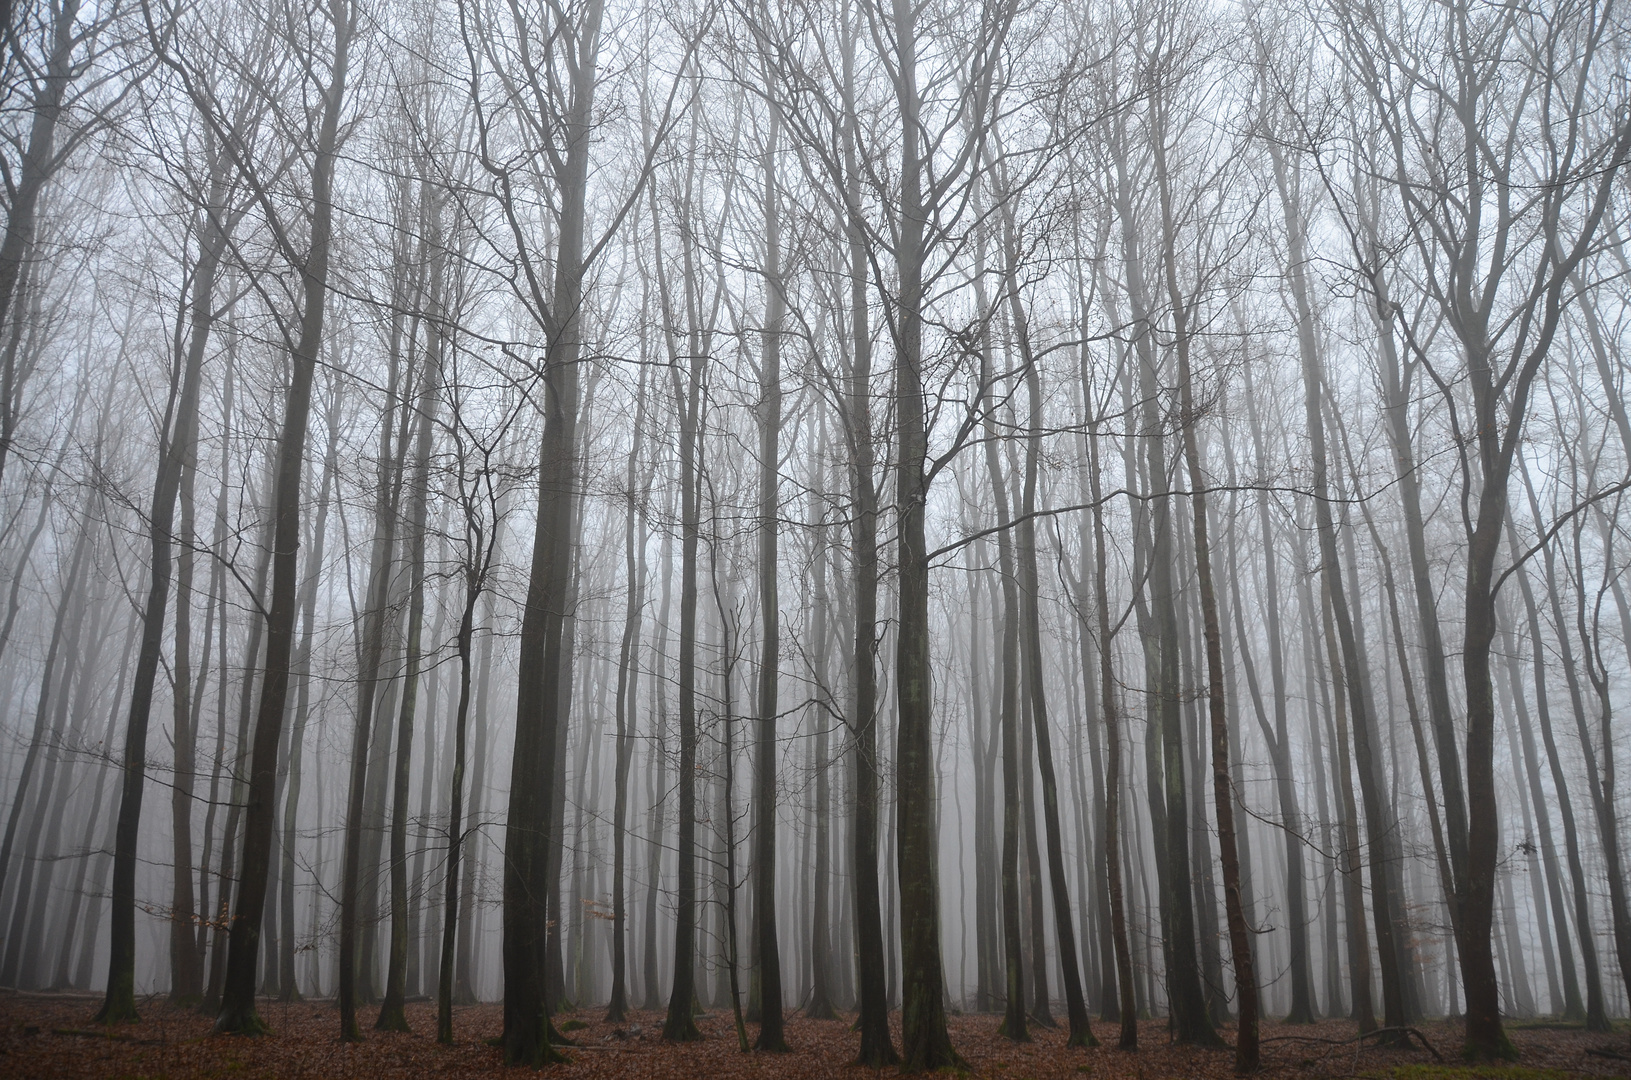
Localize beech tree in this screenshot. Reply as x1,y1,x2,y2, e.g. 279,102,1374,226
2,0,1630,1074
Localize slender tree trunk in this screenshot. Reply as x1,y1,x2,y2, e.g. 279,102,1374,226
1318,573,1375,1033
455,587,497,1005
806,416,837,1021
195,378,235,996
752,106,788,1051
838,18,895,1059
607,361,649,1024
1112,129,1217,1046
660,158,705,1040
340,365,408,1033
1155,143,1255,1067
95,135,223,1021
170,159,235,1004
1279,143,1409,1039
501,4,604,1060
378,282,443,1032
1089,422,1138,1049
2,492,94,987
641,524,673,1012
889,2,959,1056
1004,270,1094,1044
278,386,340,1001
976,278,1028,1044
438,515,488,1040
1513,473,1610,1030
213,1,352,1031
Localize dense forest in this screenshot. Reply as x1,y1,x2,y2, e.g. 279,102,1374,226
0,0,1628,1073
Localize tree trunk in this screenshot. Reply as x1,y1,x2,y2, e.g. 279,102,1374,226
1089,421,1138,1049
806,415,837,1021
838,18,895,1060
1233,371,1316,1024
1111,128,1217,1046
377,277,443,1032
1156,137,1256,1067
752,106,788,1051
607,361,649,1023
975,275,1028,1044
213,2,351,1032
2,491,94,988
278,386,340,1001
169,156,235,1005
94,122,222,1020
659,147,705,1039
1278,140,1410,1039
339,278,415,1035
641,523,673,1012
1004,255,1093,1044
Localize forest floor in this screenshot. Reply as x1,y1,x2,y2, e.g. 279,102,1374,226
3,991,1629,1080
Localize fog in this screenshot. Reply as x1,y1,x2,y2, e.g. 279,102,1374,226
0,0,1628,1067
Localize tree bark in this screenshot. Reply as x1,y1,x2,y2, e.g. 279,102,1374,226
1156,137,1256,1067
752,105,788,1051
377,266,444,1032
94,115,225,1021
213,0,352,1032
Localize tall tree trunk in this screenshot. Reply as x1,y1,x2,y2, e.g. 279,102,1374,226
170,156,235,1004
1006,269,1093,1044
378,282,443,1032
1279,142,1410,1039
1155,138,1256,1067
806,416,838,1021
1349,166,1471,908
659,141,705,1039
1514,469,1610,1030
839,15,895,1060
339,306,413,1034
641,524,673,1012
1111,127,1217,1046
607,361,649,1024
501,3,604,1061
95,131,222,1020
1089,421,1138,1049
889,0,959,1058
975,269,1028,1044
194,371,236,997
1233,370,1315,1023
1317,572,1375,1032
455,586,498,1005
278,384,340,1001
752,106,788,1052
213,0,352,1031
438,490,491,1041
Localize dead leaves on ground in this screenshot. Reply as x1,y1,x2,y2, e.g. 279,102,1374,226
1,992,1625,1080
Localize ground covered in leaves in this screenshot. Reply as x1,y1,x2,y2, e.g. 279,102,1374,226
3,991,1629,1080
